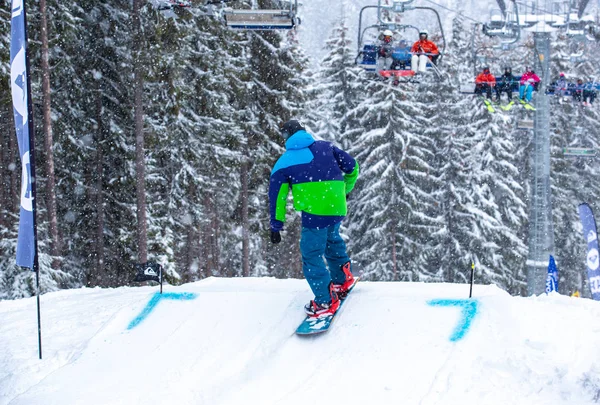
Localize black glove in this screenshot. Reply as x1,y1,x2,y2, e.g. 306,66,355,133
270,230,281,244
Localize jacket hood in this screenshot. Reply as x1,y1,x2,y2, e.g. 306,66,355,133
285,130,315,150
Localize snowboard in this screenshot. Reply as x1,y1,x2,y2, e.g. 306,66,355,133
295,278,359,336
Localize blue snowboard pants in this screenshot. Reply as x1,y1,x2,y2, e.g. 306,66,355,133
519,84,534,102
300,222,351,304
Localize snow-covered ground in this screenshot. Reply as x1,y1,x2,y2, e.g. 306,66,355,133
2,277,600,405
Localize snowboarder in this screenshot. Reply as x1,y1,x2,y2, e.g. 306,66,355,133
410,30,439,74
269,120,359,317
474,66,496,99
519,67,540,102
495,67,517,101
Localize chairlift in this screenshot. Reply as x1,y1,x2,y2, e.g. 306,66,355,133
482,0,521,45
375,0,446,62
517,119,534,129
223,0,299,30
355,24,420,72
355,0,446,79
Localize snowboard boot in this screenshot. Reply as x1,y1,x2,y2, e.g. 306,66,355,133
332,261,356,299
304,282,340,318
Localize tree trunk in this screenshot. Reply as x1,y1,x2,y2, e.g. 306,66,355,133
132,0,147,263
201,194,219,276
241,159,249,277
391,221,397,280
94,82,106,283
40,0,61,268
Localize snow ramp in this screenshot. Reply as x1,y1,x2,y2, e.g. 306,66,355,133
2,277,600,405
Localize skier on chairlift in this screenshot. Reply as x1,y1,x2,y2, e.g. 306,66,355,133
410,30,439,74
582,80,597,105
519,67,540,103
495,67,517,101
390,39,411,71
475,66,496,99
573,78,585,103
551,72,570,97
377,30,395,69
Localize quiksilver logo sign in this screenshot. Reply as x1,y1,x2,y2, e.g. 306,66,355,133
144,267,157,276
587,248,599,271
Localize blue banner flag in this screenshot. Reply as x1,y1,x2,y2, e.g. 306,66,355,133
545,255,558,294
11,0,35,269
578,203,600,300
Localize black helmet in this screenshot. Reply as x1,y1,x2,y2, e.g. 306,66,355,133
483,66,490,72
504,66,512,72
280,119,305,140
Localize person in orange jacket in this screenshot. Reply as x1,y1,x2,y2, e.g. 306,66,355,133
475,66,496,99
410,30,439,73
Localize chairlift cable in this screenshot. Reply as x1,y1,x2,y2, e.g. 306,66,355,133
513,1,573,20
420,0,486,25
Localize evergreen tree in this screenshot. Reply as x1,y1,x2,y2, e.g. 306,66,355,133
347,78,436,281
307,10,362,146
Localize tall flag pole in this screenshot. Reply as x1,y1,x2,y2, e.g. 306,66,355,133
11,0,42,359
578,203,600,301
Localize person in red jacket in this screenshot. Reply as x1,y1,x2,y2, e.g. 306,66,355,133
410,30,439,73
519,67,541,102
475,67,496,99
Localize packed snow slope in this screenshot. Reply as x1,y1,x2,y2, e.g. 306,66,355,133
2,277,600,405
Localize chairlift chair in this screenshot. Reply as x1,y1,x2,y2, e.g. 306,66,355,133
482,1,521,45
223,0,299,30
355,1,446,80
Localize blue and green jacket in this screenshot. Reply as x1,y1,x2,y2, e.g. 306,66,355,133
269,130,359,231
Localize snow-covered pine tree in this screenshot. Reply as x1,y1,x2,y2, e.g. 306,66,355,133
234,19,309,279
306,3,363,147
427,14,482,284
41,0,140,287
430,15,527,293
347,76,437,281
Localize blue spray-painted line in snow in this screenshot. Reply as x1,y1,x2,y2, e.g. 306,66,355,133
428,299,479,342
127,292,197,330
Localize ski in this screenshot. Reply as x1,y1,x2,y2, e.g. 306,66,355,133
296,277,359,336
480,97,495,113
499,100,515,111
519,99,536,111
